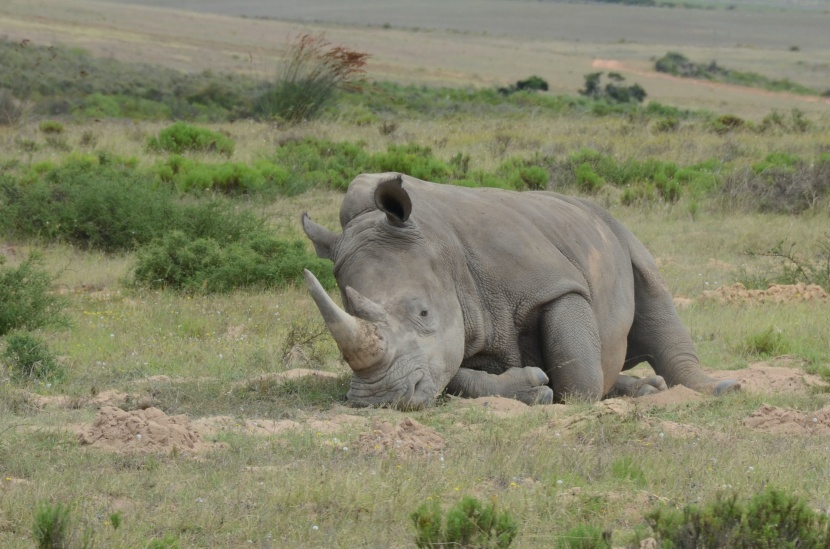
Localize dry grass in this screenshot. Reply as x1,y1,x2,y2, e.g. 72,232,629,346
2,0,830,117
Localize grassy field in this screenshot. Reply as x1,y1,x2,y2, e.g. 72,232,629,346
2,3,830,548
2,0,830,117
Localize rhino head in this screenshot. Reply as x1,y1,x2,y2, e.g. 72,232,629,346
301,174,466,409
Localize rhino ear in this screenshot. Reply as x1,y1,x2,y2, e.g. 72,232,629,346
301,212,338,260
374,174,411,226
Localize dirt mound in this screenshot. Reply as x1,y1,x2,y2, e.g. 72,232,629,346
743,404,830,435
354,417,444,458
78,406,211,453
712,362,828,393
700,283,828,305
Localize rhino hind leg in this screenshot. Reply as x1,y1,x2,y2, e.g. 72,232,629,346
625,263,741,396
607,374,667,398
446,367,554,405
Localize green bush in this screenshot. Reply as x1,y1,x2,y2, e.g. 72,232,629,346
38,120,64,134
371,143,451,182
132,231,336,293
155,156,290,194
147,122,234,156
3,332,64,383
272,137,371,192
646,487,830,548
579,72,646,104
0,160,266,252
0,254,67,337
412,495,518,548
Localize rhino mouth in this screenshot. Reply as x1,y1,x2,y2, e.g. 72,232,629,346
347,365,438,409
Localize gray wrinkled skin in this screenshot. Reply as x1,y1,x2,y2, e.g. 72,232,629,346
302,173,739,409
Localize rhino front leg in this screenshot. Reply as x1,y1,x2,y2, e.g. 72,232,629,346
446,367,554,405
541,294,605,402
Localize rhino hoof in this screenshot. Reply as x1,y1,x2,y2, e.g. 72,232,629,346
713,379,741,396
534,387,554,405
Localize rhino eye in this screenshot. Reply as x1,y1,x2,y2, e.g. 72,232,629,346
420,310,429,317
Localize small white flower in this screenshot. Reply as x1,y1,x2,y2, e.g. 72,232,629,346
311,525,319,531
747,466,754,473
342,447,348,452
659,432,665,438
557,479,564,485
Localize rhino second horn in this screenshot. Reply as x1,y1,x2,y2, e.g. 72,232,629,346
303,269,385,371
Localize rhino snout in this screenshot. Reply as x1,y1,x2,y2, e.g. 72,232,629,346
347,367,438,409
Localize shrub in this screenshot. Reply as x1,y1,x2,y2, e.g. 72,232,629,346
646,487,830,548
498,75,549,95
710,114,746,134
147,122,234,156
255,33,369,122
38,120,64,134
155,156,289,194
411,495,518,548
0,160,266,252
272,137,371,192
743,237,830,292
370,144,451,182
3,332,64,382
0,87,28,125
721,155,830,214
132,231,336,293
579,72,646,104
0,254,67,337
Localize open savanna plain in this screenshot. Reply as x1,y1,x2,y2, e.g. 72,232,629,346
2,2,830,548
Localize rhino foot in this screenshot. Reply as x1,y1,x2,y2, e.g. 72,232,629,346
712,379,741,396
446,366,553,405
608,374,668,398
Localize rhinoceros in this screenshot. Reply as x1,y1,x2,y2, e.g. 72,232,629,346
301,173,740,409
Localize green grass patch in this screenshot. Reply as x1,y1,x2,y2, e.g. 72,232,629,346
147,122,234,156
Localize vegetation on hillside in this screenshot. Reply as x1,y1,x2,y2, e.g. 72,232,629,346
655,51,827,96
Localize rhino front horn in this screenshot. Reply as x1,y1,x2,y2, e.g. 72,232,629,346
303,270,385,372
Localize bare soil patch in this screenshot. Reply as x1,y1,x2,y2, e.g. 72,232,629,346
77,406,212,454
192,413,367,437
451,396,533,417
232,368,339,390
353,417,445,458
743,404,830,435
700,283,829,305
712,362,828,393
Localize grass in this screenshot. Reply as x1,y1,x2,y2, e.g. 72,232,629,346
0,11,829,545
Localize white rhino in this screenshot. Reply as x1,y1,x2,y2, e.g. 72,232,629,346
302,173,739,408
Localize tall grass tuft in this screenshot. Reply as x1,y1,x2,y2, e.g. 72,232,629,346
255,33,369,123
33,501,72,549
